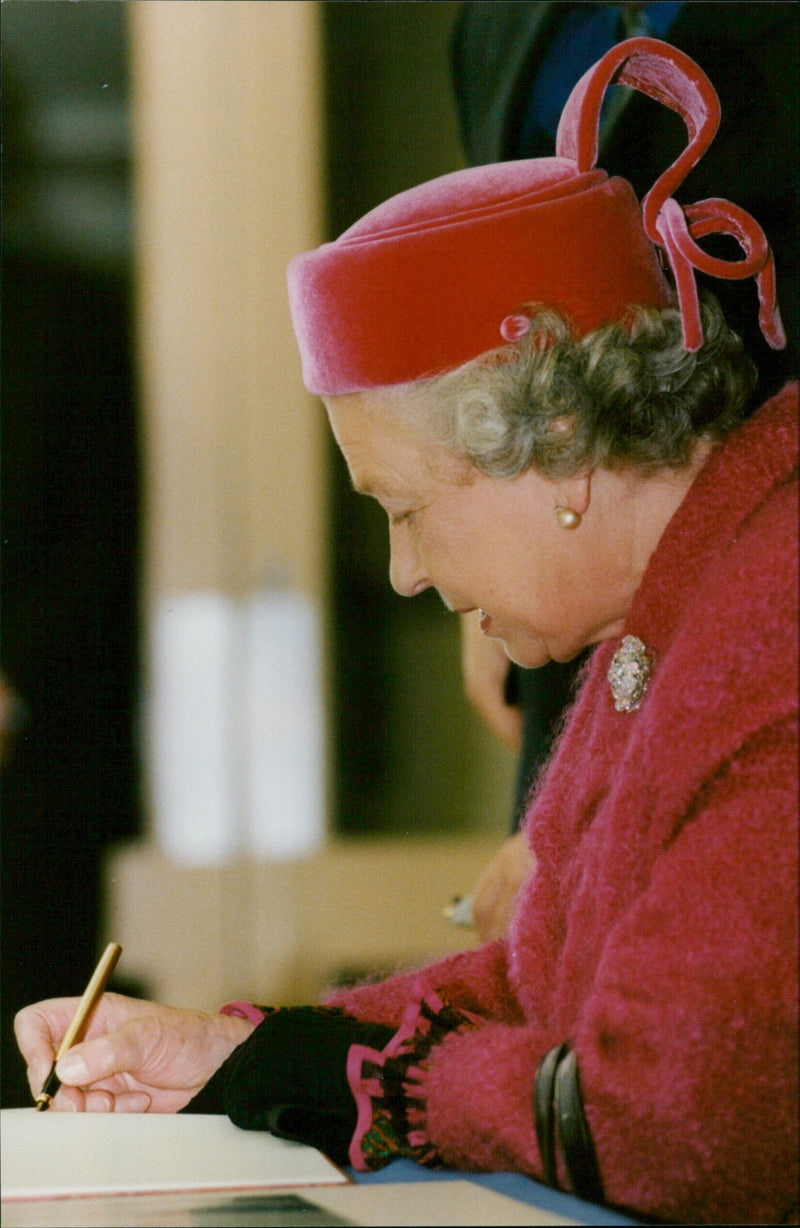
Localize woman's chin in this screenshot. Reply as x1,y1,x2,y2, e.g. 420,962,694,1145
502,639,553,671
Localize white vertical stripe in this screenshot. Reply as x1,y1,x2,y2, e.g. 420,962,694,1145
243,587,326,859
149,592,240,865
147,589,325,865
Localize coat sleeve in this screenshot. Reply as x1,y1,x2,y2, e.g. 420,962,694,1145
572,718,798,1223
324,937,527,1029
347,721,797,1225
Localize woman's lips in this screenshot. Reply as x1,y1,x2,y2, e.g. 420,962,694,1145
479,608,493,634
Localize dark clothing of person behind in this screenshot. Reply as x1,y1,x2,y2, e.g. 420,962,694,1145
452,1,797,395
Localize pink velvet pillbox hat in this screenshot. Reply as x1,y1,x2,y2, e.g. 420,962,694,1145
287,38,785,396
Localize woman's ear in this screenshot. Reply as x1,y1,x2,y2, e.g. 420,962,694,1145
554,471,592,517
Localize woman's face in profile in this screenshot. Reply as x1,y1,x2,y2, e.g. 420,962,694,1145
325,389,637,669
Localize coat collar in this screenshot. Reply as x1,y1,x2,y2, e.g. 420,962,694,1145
622,383,798,659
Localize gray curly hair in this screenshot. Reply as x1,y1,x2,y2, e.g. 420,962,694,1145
388,294,757,478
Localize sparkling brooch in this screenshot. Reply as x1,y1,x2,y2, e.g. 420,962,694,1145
607,635,654,712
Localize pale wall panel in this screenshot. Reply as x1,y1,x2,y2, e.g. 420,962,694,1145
128,1,328,866
106,837,496,1009
129,0,324,597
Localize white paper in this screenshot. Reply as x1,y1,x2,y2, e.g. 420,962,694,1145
1,1109,346,1201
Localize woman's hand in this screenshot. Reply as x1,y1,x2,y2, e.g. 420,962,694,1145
472,831,535,942
460,612,523,751
14,993,254,1113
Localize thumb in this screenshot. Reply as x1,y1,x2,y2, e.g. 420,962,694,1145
54,1046,94,1087
55,1029,132,1087
56,1013,160,1088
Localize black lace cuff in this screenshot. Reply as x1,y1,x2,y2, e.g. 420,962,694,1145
181,1006,394,1167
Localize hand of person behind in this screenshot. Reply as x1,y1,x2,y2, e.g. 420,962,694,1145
472,831,535,942
14,993,253,1113
460,612,523,751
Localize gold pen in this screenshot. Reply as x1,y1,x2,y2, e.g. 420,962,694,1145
35,942,122,1111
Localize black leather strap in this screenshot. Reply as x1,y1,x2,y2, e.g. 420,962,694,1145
534,1042,604,1205
554,1046,605,1204
533,1041,568,1188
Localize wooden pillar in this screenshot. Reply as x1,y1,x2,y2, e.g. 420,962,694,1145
129,1,327,871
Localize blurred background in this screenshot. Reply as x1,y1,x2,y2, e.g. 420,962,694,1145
1,1,516,1106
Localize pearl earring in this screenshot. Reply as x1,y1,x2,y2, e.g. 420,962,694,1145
555,506,582,530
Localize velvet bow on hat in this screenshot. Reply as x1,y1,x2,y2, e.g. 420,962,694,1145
288,37,785,396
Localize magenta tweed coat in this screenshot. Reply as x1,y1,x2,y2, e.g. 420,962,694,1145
328,385,799,1224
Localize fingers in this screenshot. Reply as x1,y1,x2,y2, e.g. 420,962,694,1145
84,1090,115,1112
16,993,157,1100
51,1085,85,1112
109,1091,152,1112
473,866,512,942
44,1087,153,1113
41,1025,154,1112
15,998,82,1101
473,833,535,942
55,1018,149,1091
84,1090,152,1113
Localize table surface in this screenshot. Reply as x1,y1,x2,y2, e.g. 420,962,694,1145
354,1160,639,1224
2,1162,639,1227
2,1104,639,1228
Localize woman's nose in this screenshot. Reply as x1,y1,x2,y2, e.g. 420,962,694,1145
388,521,430,597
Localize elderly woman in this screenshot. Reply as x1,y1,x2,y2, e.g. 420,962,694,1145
14,39,797,1226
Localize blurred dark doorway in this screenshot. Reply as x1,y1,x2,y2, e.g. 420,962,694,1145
1,1,141,1105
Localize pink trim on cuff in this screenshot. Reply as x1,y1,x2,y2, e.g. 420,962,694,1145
345,977,482,1171
219,1000,266,1025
